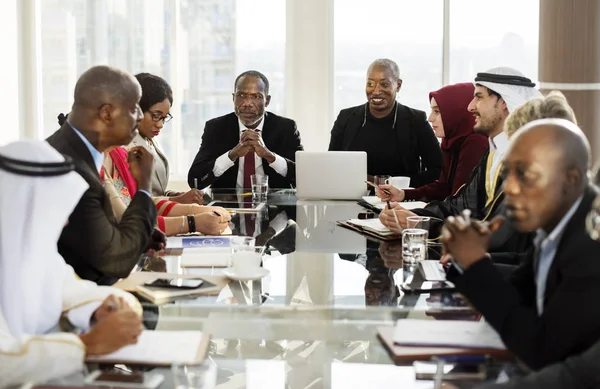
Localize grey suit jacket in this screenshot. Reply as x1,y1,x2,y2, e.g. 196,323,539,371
128,133,177,197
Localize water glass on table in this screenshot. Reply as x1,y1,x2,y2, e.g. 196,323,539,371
172,363,216,389
406,216,431,231
251,174,268,202
402,228,428,264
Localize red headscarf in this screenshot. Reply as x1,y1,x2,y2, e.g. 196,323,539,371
429,83,478,151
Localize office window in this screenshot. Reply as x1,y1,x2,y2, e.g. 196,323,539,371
40,0,285,177
334,0,444,116
449,0,540,84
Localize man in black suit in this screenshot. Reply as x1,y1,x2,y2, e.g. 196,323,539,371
47,65,162,285
188,70,303,190
442,118,600,370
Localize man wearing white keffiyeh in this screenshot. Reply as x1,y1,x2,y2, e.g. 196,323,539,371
379,66,542,261
0,140,143,388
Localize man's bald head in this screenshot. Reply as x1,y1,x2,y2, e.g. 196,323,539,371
513,118,590,187
68,66,143,151
73,65,141,110
504,118,590,233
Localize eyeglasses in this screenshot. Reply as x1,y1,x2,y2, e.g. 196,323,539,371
149,111,173,123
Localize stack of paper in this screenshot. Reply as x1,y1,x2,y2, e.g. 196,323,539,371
181,251,231,268
86,330,209,365
393,319,506,349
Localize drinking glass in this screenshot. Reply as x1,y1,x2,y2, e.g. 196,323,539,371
251,174,268,202
402,228,428,264
406,216,431,231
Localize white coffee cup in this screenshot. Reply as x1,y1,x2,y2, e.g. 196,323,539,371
386,176,411,189
231,250,262,272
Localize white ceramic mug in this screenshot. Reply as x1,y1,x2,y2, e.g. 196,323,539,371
386,176,411,189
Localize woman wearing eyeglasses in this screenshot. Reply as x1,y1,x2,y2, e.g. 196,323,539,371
127,73,203,204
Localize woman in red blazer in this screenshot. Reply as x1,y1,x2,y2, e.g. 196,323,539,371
378,82,488,202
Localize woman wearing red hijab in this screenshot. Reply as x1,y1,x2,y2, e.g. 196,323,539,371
378,83,488,202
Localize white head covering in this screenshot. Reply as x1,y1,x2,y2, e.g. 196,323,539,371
474,67,543,113
0,140,88,336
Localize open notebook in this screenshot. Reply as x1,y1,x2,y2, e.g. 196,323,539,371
86,330,209,366
377,320,511,364
336,218,399,240
393,319,506,349
361,197,427,211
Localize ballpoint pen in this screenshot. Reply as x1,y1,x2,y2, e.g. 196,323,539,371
194,178,198,190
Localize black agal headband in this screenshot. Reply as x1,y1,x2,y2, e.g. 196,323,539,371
0,153,75,177
474,73,536,88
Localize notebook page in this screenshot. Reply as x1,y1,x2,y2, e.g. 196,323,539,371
393,319,506,349
86,330,204,364
347,218,392,233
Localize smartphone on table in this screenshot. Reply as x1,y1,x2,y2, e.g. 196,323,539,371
143,277,205,289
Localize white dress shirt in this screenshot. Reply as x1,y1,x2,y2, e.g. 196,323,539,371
534,194,583,314
70,122,151,198
212,117,288,189
488,131,509,184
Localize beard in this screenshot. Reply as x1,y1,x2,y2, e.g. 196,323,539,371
474,113,503,137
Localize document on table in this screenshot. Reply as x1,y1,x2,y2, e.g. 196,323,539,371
393,319,506,349
86,330,208,365
166,235,231,249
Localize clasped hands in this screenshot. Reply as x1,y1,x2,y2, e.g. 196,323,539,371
229,130,275,163
440,213,505,270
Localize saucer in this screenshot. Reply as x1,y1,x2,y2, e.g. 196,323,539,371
223,267,270,281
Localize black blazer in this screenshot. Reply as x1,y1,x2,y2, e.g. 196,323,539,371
188,112,304,190
449,186,600,370
328,103,443,187
46,123,157,284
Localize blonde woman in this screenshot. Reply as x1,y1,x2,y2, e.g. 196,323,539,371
504,90,577,138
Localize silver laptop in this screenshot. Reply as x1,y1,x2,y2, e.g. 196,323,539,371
295,151,368,200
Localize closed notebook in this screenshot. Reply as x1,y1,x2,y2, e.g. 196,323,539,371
86,330,209,366
393,319,506,349
166,236,231,249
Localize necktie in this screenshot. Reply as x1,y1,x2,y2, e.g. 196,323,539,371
243,129,259,190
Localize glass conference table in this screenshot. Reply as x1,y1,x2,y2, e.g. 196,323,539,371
52,189,523,389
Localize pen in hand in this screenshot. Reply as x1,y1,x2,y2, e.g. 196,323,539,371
364,180,391,196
